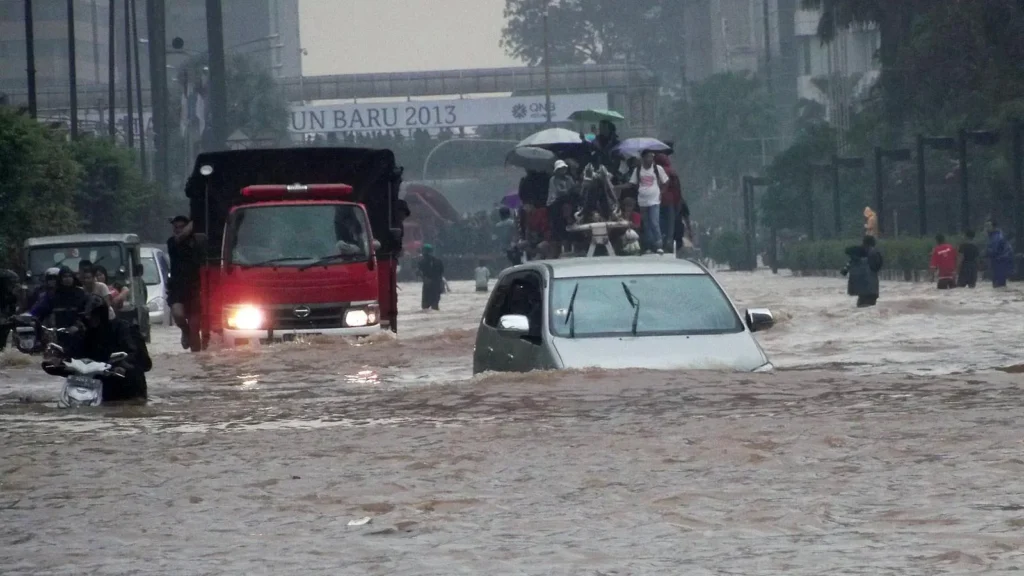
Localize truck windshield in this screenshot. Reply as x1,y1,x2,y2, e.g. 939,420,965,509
225,204,370,267
28,245,123,278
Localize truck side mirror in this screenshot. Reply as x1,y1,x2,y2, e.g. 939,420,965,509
372,239,381,251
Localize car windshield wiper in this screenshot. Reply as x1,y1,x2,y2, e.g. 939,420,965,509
621,282,640,337
243,257,312,268
564,282,579,338
297,252,365,271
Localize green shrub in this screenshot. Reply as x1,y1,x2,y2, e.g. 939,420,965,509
708,231,746,269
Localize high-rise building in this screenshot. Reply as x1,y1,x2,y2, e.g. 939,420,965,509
0,0,301,111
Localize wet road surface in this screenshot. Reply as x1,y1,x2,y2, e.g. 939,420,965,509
2,270,1023,575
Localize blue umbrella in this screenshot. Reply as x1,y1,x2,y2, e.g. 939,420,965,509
614,137,673,158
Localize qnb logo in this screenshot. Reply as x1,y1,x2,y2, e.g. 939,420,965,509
512,103,528,119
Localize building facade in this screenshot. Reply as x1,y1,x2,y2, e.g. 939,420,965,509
0,0,301,111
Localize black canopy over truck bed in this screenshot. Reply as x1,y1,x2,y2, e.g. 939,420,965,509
184,147,404,260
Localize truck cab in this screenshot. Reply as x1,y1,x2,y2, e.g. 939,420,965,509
185,147,404,346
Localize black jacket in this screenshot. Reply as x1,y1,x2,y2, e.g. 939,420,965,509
32,286,89,328
845,245,883,297
166,235,205,304
45,318,148,402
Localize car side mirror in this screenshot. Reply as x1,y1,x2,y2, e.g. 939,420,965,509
746,308,775,333
372,239,381,251
497,314,530,339
109,351,128,363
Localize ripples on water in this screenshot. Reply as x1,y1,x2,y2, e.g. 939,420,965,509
2,274,1023,575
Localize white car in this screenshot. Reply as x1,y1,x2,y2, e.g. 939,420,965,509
472,257,775,374
140,247,171,325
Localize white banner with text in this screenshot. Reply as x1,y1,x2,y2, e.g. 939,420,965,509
289,93,608,133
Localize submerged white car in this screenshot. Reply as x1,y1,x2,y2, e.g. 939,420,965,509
472,258,775,374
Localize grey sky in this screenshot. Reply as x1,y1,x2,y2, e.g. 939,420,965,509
299,0,521,75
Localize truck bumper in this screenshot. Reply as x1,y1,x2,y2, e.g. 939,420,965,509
224,325,379,346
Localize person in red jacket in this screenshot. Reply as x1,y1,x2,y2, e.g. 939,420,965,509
655,154,683,253
929,234,958,290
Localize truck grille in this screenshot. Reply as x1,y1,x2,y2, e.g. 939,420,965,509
270,303,346,330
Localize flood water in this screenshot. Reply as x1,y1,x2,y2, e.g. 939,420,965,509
2,270,1023,575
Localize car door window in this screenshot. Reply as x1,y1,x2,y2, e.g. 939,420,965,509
505,273,544,344
483,281,512,328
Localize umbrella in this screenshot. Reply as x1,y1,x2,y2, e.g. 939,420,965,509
516,128,586,149
501,192,522,211
505,146,557,173
568,109,626,123
614,137,673,158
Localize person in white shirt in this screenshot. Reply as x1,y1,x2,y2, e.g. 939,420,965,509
628,150,670,254
474,260,491,292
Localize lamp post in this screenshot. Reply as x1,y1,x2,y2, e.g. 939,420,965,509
66,0,78,139
873,146,911,236
742,175,769,271
1013,121,1023,253
24,0,37,118
829,155,866,237
958,129,1000,232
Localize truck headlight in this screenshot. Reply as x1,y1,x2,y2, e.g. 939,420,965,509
226,306,265,330
344,303,379,327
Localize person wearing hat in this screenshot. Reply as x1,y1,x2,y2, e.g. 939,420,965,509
416,244,445,310
548,160,577,255
167,215,206,351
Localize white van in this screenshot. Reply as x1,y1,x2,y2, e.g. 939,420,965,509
140,246,171,325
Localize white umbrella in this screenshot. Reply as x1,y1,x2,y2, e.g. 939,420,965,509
516,128,586,149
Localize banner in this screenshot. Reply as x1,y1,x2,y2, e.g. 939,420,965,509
289,93,608,134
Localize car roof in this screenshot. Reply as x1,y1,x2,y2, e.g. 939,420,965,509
538,257,709,279
24,234,140,247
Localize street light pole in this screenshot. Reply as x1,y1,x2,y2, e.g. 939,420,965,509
131,0,148,177
543,7,552,126
958,129,970,232
23,0,37,118
67,0,79,139
124,0,134,148
916,135,926,235
107,0,116,140
1013,121,1023,250
146,0,169,192
874,146,911,237
206,0,229,150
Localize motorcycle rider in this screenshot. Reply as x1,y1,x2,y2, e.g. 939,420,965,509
25,266,88,331
42,294,149,402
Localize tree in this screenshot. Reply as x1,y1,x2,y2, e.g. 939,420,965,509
501,0,689,87
70,136,163,239
663,73,776,227
0,107,80,266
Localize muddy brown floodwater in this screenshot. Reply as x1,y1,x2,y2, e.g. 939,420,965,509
2,270,1024,575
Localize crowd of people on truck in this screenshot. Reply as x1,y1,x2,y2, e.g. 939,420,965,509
507,121,692,263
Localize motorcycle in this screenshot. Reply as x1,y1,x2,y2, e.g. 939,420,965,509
44,341,128,408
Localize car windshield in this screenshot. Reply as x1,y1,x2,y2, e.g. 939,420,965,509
225,204,370,267
141,257,162,285
548,274,743,338
28,244,123,278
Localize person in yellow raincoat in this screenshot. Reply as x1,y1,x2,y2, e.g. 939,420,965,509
863,207,878,238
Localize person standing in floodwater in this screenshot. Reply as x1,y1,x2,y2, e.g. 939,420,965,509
929,234,958,290
417,244,445,311
985,220,1014,288
957,230,980,288
844,235,883,307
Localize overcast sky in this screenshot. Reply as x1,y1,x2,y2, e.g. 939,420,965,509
299,0,521,75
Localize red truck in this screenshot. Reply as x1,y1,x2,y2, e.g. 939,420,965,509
184,147,404,346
